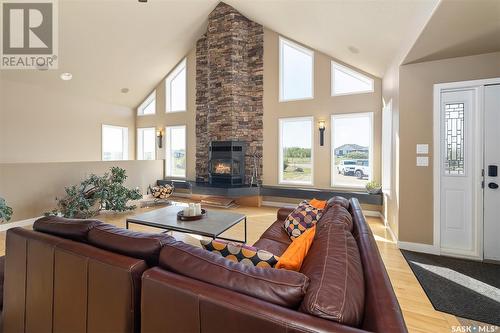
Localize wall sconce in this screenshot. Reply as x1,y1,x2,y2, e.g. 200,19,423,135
156,129,163,148
318,120,326,146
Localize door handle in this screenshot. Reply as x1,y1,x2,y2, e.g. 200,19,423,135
488,182,499,189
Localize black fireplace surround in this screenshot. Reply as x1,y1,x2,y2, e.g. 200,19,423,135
209,141,246,185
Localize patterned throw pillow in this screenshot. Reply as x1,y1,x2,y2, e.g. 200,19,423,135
200,239,280,268
284,200,323,239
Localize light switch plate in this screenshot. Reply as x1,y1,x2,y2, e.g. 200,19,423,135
417,156,429,167
416,144,429,154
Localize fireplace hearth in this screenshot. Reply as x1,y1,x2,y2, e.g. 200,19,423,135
209,141,246,185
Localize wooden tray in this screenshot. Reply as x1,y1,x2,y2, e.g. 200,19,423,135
177,209,207,221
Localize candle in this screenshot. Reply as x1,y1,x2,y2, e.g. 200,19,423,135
183,207,190,216
195,203,202,215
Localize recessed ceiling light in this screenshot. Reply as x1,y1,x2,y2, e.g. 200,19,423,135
121,88,130,93
60,72,72,81
348,46,360,54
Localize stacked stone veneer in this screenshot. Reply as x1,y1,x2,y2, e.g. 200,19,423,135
195,2,264,183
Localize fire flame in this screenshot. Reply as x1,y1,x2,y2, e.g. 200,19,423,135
214,163,231,174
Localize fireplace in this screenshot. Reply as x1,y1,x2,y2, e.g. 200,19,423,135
209,141,246,185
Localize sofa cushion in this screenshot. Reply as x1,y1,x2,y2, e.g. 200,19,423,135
159,238,309,308
200,239,280,268
319,204,354,232
309,198,327,210
276,226,316,272
253,238,290,256
326,196,350,210
87,224,174,266
299,223,365,327
260,220,293,245
284,201,323,239
33,216,102,242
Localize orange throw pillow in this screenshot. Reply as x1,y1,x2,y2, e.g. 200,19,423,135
276,226,316,271
309,198,327,210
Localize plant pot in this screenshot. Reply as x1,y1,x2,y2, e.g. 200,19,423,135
366,188,382,195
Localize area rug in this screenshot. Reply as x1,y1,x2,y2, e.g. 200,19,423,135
401,250,500,326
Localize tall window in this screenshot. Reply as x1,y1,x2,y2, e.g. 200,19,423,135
279,117,314,185
331,62,374,96
102,125,128,161
382,101,393,192
137,91,156,116
165,125,186,178
331,113,373,188
137,127,156,160
279,37,314,102
166,58,187,113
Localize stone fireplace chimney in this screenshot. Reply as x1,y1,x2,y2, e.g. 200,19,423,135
195,2,264,184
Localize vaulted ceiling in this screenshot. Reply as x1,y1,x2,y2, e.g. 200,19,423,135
403,0,500,65
1,0,440,108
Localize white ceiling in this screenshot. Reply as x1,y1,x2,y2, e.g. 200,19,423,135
404,0,500,65
0,0,439,108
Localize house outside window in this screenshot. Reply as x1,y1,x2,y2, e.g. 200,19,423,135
279,37,314,102
331,62,374,96
137,91,156,116
165,125,186,177
137,127,156,160
166,58,187,113
331,113,373,188
279,116,314,185
102,125,129,161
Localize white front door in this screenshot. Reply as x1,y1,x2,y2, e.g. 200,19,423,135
484,84,500,261
440,89,477,256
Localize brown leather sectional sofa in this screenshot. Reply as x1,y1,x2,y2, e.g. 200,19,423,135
1,197,407,333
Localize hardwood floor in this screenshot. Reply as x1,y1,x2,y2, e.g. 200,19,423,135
0,202,460,332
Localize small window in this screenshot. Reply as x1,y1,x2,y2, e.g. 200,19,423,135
137,127,156,160
102,125,128,161
444,102,465,175
137,91,156,116
382,101,393,192
331,62,374,96
279,37,314,102
279,117,314,185
331,113,373,188
165,125,186,178
166,58,187,113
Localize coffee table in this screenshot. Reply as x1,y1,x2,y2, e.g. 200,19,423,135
126,203,247,243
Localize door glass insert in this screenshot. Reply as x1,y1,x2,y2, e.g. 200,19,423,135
444,102,465,175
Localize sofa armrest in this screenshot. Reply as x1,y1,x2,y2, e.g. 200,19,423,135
141,267,366,333
277,207,294,222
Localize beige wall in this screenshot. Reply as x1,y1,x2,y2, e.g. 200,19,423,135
262,29,382,188
135,49,197,180
398,51,500,244
137,29,383,189
382,59,401,238
0,78,135,163
0,160,163,221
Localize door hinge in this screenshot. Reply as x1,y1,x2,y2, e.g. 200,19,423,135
482,180,485,189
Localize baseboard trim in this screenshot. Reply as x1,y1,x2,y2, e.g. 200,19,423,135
363,210,383,218
261,201,296,208
398,241,440,255
0,216,40,232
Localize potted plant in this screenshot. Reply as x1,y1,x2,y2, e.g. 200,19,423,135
366,181,382,195
0,197,13,222
46,167,142,218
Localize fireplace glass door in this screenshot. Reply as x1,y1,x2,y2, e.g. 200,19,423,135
210,159,240,176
